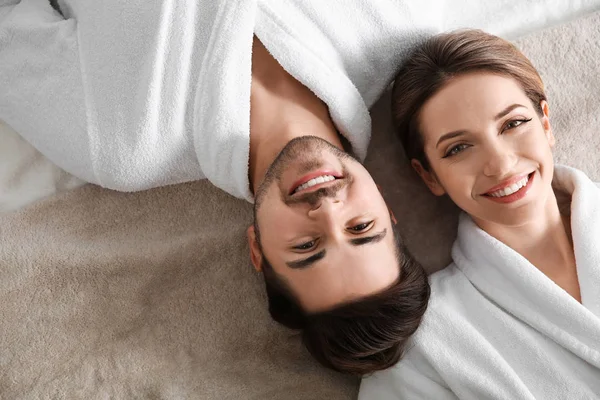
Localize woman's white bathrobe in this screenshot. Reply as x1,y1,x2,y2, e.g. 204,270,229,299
359,166,600,400
1,1,600,201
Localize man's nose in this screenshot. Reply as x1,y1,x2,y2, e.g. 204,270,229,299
307,197,346,242
307,196,343,219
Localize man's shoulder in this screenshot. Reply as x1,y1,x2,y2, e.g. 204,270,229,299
412,264,476,341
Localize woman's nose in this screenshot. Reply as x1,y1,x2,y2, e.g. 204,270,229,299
482,141,518,178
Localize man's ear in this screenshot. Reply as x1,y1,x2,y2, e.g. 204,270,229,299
247,225,263,272
411,159,445,196
540,100,555,147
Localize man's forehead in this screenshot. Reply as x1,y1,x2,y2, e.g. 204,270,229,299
292,242,400,312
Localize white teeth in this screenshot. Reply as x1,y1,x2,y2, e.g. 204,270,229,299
294,175,336,193
489,175,529,198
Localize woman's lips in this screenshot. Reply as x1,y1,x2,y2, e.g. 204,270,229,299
483,172,535,204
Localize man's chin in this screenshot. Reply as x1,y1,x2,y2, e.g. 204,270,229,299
255,136,349,205
279,135,336,155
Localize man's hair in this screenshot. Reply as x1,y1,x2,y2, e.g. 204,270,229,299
261,226,430,375
392,29,547,171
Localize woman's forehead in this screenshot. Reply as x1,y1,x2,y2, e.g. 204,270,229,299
420,74,530,134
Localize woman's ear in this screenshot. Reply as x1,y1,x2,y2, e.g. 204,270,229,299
411,159,445,196
246,225,263,272
540,100,555,147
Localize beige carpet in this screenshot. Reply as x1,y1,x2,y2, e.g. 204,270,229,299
0,11,599,399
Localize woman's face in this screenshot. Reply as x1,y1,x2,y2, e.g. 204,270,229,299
414,72,556,229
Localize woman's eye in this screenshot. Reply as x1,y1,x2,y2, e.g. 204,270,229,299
293,240,317,251
443,144,469,158
504,118,532,131
348,221,374,233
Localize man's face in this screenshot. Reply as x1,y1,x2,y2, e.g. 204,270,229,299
249,136,399,313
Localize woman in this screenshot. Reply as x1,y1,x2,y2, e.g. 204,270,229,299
359,30,600,399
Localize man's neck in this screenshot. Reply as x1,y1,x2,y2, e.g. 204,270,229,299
249,37,343,194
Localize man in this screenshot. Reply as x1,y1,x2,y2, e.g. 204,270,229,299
0,0,431,374
1,0,596,374
248,37,428,374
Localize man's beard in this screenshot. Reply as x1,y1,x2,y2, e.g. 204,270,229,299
253,136,352,211
252,136,354,248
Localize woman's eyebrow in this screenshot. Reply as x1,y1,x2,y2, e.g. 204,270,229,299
436,103,528,149
436,130,467,149
495,103,527,120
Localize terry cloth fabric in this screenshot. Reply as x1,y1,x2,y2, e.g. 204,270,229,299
2,0,599,201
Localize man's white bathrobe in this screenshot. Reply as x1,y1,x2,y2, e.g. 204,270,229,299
2,1,600,201
359,166,600,400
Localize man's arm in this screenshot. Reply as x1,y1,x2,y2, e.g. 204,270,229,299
0,0,94,183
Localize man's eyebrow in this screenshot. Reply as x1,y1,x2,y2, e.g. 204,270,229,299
286,250,326,269
349,229,387,246
285,229,387,269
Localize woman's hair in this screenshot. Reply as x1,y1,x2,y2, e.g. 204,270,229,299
392,29,547,170
261,225,430,376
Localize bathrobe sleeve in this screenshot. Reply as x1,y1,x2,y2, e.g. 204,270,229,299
0,0,256,200
0,0,97,185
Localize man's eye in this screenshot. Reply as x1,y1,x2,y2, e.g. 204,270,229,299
293,240,317,251
348,221,374,233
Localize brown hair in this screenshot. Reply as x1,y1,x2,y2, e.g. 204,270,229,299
392,29,547,170
261,225,430,375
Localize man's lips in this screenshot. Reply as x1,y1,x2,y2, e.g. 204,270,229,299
288,170,343,195
291,178,342,196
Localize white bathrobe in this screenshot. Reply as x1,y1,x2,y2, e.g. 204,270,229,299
359,166,600,400
1,1,600,201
